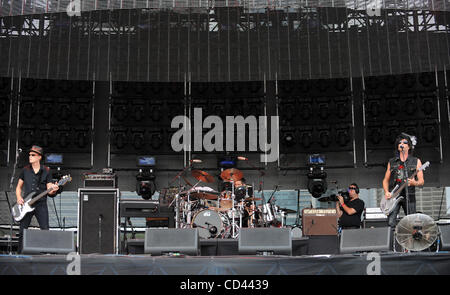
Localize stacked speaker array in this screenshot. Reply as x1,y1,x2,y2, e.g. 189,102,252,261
278,78,354,167
110,82,185,157
364,72,441,165
18,79,93,167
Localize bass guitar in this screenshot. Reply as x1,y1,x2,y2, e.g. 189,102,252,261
11,175,72,222
380,162,429,216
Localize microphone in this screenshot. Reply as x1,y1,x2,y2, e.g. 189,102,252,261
400,145,404,150
237,156,248,161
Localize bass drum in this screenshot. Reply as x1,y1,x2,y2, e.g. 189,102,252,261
191,209,230,239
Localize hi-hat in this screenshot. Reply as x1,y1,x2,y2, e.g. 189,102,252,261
191,170,215,183
278,208,297,213
220,168,243,181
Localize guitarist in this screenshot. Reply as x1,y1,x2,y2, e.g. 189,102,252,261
15,145,60,252
382,134,424,228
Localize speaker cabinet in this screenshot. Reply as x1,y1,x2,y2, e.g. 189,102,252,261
22,229,75,254
78,188,119,254
144,228,199,256
340,227,392,254
439,225,450,250
238,228,292,255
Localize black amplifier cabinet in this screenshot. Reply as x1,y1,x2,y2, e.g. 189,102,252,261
78,188,120,254
83,173,117,188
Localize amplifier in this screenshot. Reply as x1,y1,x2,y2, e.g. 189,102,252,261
302,208,338,236
364,208,387,220
83,173,117,188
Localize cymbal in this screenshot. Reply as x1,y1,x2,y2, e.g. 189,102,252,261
245,197,262,201
190,191,220,200
191,170,215,183
220,168,243,181
278,207,297,213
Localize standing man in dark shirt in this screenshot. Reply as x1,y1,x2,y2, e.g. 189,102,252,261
15,145,59,252
382,133,424,228
336,183,365,229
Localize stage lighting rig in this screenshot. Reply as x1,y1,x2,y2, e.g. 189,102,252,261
136,156,157,200
306,154,327,198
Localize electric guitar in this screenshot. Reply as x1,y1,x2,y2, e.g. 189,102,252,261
11,175,72,222
380,161,429,216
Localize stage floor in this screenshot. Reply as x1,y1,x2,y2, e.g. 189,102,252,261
1,252,449,275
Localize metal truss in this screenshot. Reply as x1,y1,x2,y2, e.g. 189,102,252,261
0,7,449,37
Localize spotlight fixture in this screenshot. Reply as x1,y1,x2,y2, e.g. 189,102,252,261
136,168,156,200
306,154,327,198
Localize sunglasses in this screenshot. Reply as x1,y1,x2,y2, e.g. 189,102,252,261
29,153,40,157
348,187,357,190
400,140,409,144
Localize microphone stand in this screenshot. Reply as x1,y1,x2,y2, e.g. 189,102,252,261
400,147,410,216
169,160,197,229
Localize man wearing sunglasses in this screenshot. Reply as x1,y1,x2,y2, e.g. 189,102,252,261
382,134,424,228
15,145,60,252
335,183,365,229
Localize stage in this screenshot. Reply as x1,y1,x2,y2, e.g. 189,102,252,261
1,251,449,275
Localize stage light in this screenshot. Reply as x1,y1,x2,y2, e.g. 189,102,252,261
136,168,156,200
306,154,327,198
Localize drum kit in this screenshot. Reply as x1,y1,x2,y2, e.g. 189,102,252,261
167,167,295,239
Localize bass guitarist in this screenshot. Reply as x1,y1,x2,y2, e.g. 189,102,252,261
382,134,424,228
15,145,59,252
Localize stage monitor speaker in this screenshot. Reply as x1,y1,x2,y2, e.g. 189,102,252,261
78,188,119,254
238,228,292,256
22,229,75,254
340,227,392,254
439,225,450,251
144,228,199,256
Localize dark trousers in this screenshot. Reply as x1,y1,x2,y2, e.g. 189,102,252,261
18,200,49,253
388,195,416,228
